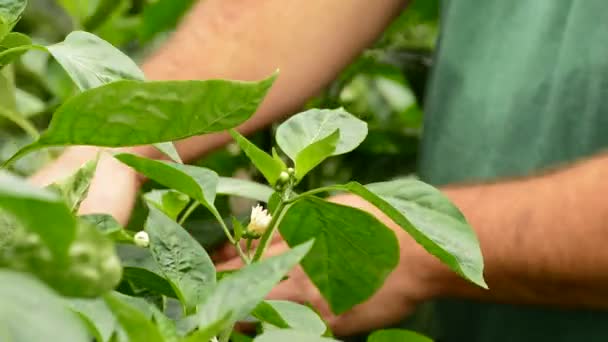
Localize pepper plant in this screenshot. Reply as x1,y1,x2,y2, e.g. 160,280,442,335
0,1,485,341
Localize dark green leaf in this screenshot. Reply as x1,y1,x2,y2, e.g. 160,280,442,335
367,329,433,342
139,0,197,41
36,75,275,147
47,31,144,91
217,177,274,203
254,330,338,342
104,293,165,342
116,153,218,211
279,197,399,314
193,241,313,333
327,180,486,288
122,266,178,298
261,300,327,335
80,213,132,243
68,298,117,342
144,189,190,220
145,206,216,313
0,270,89,341
230,129,285,185
252,301,290,329
48,157,98,212
232,216,244,241
276,108,367,161
294,129,339,180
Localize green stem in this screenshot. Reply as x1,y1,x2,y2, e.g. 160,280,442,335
0,107,39,139
252,200,287,262
177,201,199,225
0,44,46,60
211,209,236,245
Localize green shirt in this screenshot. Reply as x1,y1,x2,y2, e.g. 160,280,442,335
419,0,608,341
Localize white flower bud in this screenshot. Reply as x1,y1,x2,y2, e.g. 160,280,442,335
134,231,150,248
247,204,272,236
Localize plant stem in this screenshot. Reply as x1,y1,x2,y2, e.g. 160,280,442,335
252,200,286,262
177,201,199,225
0,107,39,139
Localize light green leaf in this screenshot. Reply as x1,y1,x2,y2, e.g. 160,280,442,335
104,293,165,342
37,75,275,147
0,171,75,257
56,0,93,25
0,0,27,39
116,153,218,210
145,206,216,313
254,330,338,342
144,189,190,220
276,108,367,161
0,270,89,342
48,157,98,212
230,129,285,185
367,329,433,342
217,177,274,203
154,141,183,163
0,32,32,67
68,298,117,342
259,300,327,335
194,241,313,333
294,129,339,180
47,31,144,91
326,180,486,288
279,197,399,314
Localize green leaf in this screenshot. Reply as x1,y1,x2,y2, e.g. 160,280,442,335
68,298,117,342
116,153,218,210
36,75,275,147
0,270,89,341
145,206,216,313
193,241,313,333
230,129,285,185
48,157,98,212
56,0,93,24
294,129,339,180
144,189,190,220
0,0,27,39
80,213,132,243
326,180,486,288
47,31,144,91
279,197,399,314
231,216,244,241
0,171,75,257
104,293,165,342
0,32,32,67
139,0,197,41
367,329,433,342
122,266,178,299
276,108,367,161
257,300,327,335
252,301,290,329
217,177,274,203
154,141,183,163
254,330,338,342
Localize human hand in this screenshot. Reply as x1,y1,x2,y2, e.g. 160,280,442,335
216,194,447,336
29,146,141,225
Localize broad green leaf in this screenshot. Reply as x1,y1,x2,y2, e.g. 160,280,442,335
36,75,275,147
145,206,216,313
0,171,75,257
68,298,117,342
367,329,433,342
279,197,399,314
258,300,327,335
122,266,178,298
326,180,486,288
254,330,338,342
154,141,183,163
217,177,274,203
0,0,27,39
47,31,144,91
276,108,367,160
48,157,98,212
104,293,165,342
252,301,290,329
139,0,197,41
294,129,339,180
194,241,313,333
230,129,285,185
0,32,32,67
0,271,89,341
116,153,218,210
144,189,190,220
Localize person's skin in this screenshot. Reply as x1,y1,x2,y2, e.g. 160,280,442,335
30,0,608,336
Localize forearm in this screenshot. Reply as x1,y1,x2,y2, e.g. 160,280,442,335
138,0,407,162
436,153,608,308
